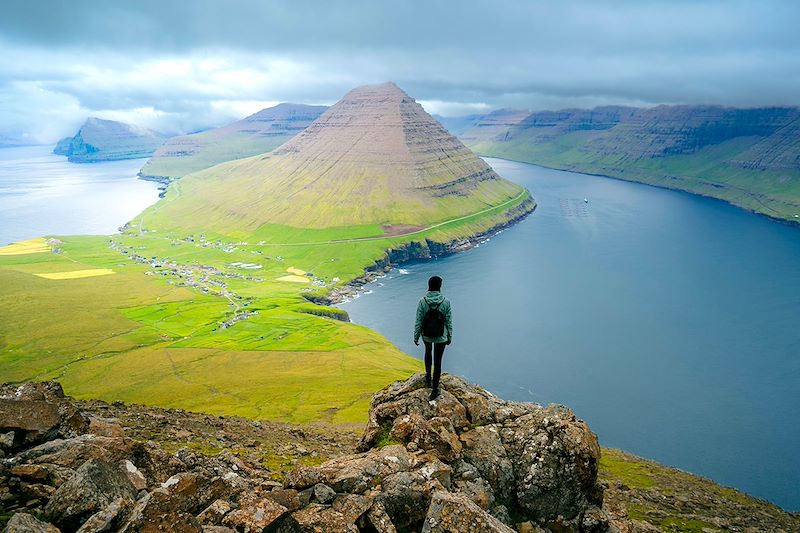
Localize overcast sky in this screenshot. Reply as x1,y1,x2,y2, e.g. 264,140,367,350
2,0,799,143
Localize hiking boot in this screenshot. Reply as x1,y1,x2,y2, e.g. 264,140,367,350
429,388,440,401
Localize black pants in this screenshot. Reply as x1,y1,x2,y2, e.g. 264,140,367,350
424,341,446,390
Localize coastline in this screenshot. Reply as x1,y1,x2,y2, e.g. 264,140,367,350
479,154,800,229
324,195,536,305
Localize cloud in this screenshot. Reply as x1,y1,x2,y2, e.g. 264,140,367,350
1,0,799,143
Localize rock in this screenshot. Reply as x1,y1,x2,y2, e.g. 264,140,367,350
197,499,232,525
363,501,397,533
159,471,228,515
75,497,131,533
312,482,336,504
501,404,602,520
0,382,88,451
459,425,514,504
331,493,372,523
87,418,124,438
202,527,235,533
10,464,49,482
1,512,60,533
45,458,137,532
266,488,302,512
117,489,202,533
379,469,446,531
283,445,410,493
119,460,147,491
222,493,288,532
390,414,461,462
421,491,515,532
276,504,355,533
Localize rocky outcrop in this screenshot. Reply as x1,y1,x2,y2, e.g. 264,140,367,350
0,378,619,532
6,378,793,532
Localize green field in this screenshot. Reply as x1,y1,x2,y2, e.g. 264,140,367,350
0,189,532,425
469,134,800,223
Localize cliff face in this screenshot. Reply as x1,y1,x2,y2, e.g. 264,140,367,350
52,118,166,163
459,105,800,222
138,103,327,180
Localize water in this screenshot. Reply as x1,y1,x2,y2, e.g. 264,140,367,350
0,146,161,245
340,158,800,511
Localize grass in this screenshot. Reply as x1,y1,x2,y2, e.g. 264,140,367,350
470,133,800,223
0,179,530,425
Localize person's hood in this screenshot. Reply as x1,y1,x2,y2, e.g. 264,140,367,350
424,291,445,304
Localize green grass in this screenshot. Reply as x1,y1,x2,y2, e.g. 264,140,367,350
140,133,294,180
0,179,530,425
470,133,800,223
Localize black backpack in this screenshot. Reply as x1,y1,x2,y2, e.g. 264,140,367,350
422,300,446,337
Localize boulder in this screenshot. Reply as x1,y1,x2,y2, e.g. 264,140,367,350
222,493,288,532
45,458,138,532
311,482,336,504
362,501,397,533
275,504,356,533
117,489,202,533
119,460,147,491
197,499,232,525
283,445,410,494
0,382,88,451
421,491,515,532
75,497,131,533
459,425,514,504
1,513,60,533
500,404,602,520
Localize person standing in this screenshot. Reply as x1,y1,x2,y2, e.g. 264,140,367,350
414,275,453,400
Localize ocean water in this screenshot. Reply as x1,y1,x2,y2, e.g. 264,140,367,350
0,145,161,245
340,158,800,511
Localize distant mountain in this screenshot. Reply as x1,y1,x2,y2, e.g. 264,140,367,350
143,82,531,234
53,118,166,163
457,105,800,222
138,103,328,181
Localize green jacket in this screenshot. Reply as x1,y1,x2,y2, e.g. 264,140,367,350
414,291,453,344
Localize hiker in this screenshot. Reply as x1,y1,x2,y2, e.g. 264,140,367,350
414,275,453,400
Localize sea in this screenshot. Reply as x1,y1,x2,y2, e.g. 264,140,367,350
0,145,161,246
340,157,800,511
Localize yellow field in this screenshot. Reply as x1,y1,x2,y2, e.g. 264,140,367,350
35,268,116,280
0,238,50,256
286,267,307,276
276,274,310,283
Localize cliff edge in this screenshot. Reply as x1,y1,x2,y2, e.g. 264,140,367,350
1,378,796,532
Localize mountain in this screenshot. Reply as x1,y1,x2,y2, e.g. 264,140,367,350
146,82,531,234
458,105,800,222
138,103,328,181
53,117,167,163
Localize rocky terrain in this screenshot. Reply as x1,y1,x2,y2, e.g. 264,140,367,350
138,104,327,182
456,105,800,223
145,82,532,233
3,377,797,532
53,118,166,163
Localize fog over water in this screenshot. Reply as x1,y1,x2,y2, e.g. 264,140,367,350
341,158,800,511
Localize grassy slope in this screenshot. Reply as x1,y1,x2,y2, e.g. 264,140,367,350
469,133,800,223
0,184,532,425
138,133,293,180
600,448,800,531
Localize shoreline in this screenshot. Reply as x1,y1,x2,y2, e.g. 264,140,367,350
324,195,536,305
479,154,800,230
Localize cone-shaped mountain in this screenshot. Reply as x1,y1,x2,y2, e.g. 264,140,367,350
148,82,529,233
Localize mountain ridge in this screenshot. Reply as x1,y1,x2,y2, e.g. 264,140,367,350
53,117,167,163
138,103,327,181
143,82,531,234
453,104,800,222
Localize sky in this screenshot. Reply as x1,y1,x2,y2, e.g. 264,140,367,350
1,0,799,144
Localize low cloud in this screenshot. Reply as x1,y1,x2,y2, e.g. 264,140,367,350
1,1,799,143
